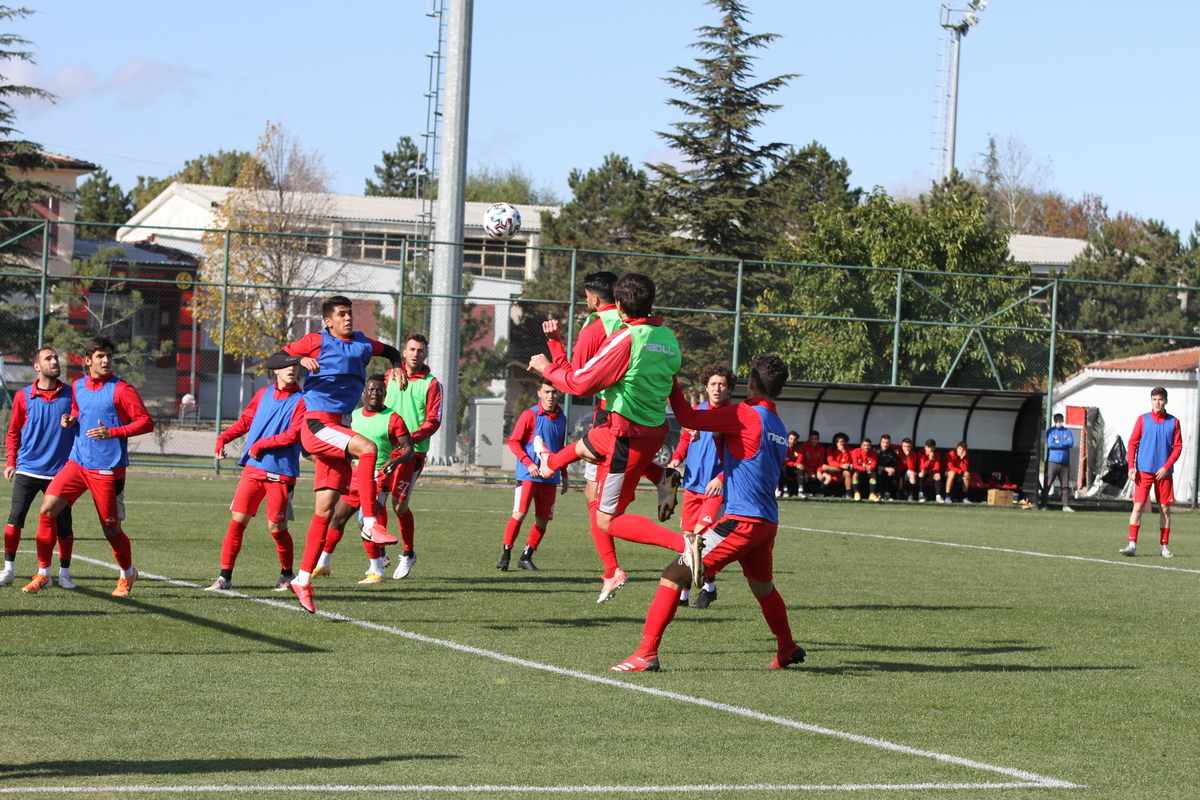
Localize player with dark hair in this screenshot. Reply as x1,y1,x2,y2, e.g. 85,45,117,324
875,434,899,500
610,354,806,673
1120,387,1182,558
1039,413,1074,512
497,378,568,572
26,336,154,596
819,433,853,497
918,439,944,503
208,364,306,591
262,296,406,612
796,430,825,499
380,331,442,580
528,273,686,603
312,375,414,583
850,437,879,502
945,442,971,504
667,363,735,608
896,437,920,501
3,347,75,588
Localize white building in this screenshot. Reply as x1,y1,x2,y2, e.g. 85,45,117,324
1008,234,1089,277
1053,347,1200,502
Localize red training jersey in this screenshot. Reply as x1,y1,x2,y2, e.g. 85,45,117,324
946,451,969,474
919,450,942,472
826,446,852,470
850,447,878,472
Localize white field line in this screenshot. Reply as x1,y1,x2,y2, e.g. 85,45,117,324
41,553,1079,793
0,781,1059,794
783,525,1200,574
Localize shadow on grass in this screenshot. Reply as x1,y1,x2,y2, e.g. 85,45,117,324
0,609,111,618
802,661,1137,676
801,604,1012,613
0,754,457,781
71,586,326,654
811,639,1049,657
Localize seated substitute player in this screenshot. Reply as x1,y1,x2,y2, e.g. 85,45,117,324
497,378,569,572
896,437,920,501
262,295,407,613
610,354,806,673
27,336,154,596
796,430,825,499
382,332,442,580
917,439,944,503
776,431,801,499
875,434,900,500
312,375,414,583
1120,386,1182,558
528,273,686,604
850,437,879,502
3,347,75,588
666,363,735,609
208,364,306,591
819,433,853,497
945,441,971,504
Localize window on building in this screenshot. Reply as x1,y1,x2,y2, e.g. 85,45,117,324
463,237,527,281
342,231,411,263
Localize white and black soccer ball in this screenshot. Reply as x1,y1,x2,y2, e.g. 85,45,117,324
483,202,522,240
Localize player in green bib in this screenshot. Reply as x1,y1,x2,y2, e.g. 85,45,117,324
529,273,694,603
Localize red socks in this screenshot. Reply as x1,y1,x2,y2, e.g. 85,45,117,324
363,539,384,559
527,523,547,551
270,528,294,572
547,445,580,473
1161,527,1170,546
221,520,248,570
1128,524,1139,543
300,515,331,573
398,509,415,551
36,514,56,569
108,529,133,571
756,587,794,649
355,452,380,515
322,525,345,554
503,517,522,548
3,524,19,555
588,501,619,579
608,514,684,552
635,584,681,659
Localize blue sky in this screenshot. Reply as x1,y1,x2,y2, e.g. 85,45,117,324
14,1,1200,236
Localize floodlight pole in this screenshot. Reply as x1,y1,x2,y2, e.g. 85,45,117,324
939,3,985,181
427,0,472,465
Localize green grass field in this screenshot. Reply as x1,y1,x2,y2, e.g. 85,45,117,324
2,477,1198,799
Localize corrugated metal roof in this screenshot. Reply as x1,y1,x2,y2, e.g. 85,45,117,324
1085,346,1200,373
1008,234,1089,267
74,239,197,266
173,184,557,230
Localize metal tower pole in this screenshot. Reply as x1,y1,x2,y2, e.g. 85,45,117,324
945,29,962,181
427,0,472,465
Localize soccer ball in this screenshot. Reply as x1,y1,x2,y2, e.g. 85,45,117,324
483,202,521,240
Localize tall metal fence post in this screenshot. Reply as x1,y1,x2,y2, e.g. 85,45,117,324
891,268,903,385
36,222,50,348
395,239,407,347
214,231,231,475
563,249,578,421
731,260,744,374
1044,277,1059,433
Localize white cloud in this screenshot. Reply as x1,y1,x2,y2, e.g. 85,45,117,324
9,57,203,114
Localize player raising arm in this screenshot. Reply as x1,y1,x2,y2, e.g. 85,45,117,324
610,354,806,673
261,295,405,613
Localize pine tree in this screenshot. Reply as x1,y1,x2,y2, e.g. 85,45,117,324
75,167,132,240
646,0,797,260
364,136,426,198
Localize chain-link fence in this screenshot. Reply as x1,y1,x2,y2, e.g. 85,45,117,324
3,218,1199,502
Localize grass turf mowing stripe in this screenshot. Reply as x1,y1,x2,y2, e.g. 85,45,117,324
784,525,1200,575
0,781,1062,793
58,553,1081,792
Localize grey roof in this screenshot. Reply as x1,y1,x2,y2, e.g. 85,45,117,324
1008,234,1089,267
74,239,198,266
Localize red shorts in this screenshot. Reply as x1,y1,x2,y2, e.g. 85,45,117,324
302,415,355,493
512,480,557,520
231,468,296,522
385,452,427,500
701,515,778,583
584,425,667,516
1133,470,1175,505
46,459,125,527
680,488,723,533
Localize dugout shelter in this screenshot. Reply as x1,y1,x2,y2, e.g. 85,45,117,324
729,381,1045,500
